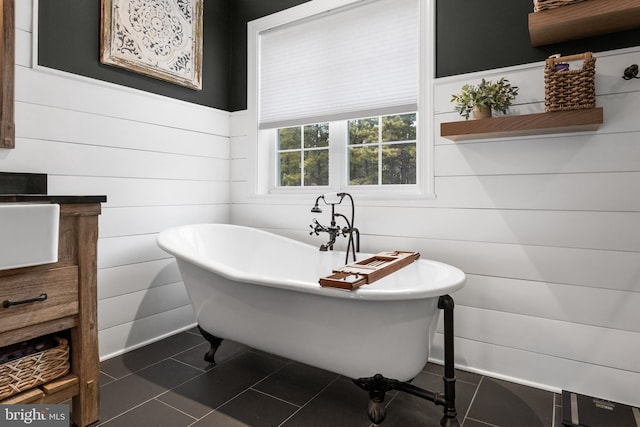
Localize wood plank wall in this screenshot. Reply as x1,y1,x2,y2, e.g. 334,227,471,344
3,2,231,358
230,48,640,407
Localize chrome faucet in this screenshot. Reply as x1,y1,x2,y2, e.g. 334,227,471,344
309,192,360,263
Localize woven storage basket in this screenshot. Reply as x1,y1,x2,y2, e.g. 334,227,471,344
0,337,70,400
544,52,596,112
533,0,586,12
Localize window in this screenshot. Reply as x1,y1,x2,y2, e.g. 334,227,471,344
248,0,433,198
275,113,417,188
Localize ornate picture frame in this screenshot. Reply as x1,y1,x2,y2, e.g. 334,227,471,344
100,0,203,90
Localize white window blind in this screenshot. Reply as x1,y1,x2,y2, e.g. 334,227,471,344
258,0,419,129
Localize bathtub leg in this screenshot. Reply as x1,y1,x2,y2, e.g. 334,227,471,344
438,294,459,427
353,295,459,427
197,325,224,364
353,374,396,424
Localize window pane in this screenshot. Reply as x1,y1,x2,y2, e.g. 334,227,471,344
278,127,301,150
382,113,416,142
276,113,417,189
382,143,416,184
349,146,378,185
348,117,378,145
304,150,329,186
279,151,301,186
304,123,329,148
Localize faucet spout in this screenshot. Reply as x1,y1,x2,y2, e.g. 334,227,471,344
308,192,359,263
310,195,324,213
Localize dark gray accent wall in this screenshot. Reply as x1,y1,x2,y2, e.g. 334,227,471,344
38,0,231,110
436,0,640,78
37,0,640,112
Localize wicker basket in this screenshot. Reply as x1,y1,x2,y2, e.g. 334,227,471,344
0,337,70,400
544,52,596,112
533,0,586,12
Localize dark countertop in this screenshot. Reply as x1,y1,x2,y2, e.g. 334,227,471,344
0,173,106,204
0,195,107,204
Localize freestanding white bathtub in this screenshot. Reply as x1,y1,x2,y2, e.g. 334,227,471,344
157,224,465,382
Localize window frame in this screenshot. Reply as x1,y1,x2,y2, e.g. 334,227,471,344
247,0,434,201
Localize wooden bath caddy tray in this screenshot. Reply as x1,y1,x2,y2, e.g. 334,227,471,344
320,251,420,290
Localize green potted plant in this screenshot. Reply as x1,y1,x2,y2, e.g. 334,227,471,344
451,78,519,120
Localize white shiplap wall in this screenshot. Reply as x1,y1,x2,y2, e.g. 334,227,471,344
230,48,640,406
2,2,231,358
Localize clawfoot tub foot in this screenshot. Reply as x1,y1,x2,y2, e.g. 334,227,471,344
368,398,386,425
354,374,398,424
197,325,224,364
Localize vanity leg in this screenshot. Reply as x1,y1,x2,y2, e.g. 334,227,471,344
71,213,100,427
197,325,223,364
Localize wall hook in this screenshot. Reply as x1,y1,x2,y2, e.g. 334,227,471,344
622,64,639,80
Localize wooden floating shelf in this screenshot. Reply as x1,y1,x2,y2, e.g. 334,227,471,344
529,0,640,46
440,108,603,141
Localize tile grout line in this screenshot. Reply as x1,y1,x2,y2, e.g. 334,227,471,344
464,417,500,427
99,371,118,382
187,408,216,427
97,361,208,425
100,341,206,382
378,390,401,427
462,375,484,424
96,396,169,426
168,356,213,373
249,387,303,408
182,357,296,426
153,398,199,422
98,343,250,425
99,337,562,427
250,357,294,389
154,349,255,407
276,375,343,427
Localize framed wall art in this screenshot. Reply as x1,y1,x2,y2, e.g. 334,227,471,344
100,0,203,90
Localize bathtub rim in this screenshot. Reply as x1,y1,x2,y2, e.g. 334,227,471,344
157,223,466,301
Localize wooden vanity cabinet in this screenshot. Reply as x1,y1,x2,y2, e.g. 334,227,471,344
0,201,102,427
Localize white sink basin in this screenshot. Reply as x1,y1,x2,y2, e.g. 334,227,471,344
0,203,60,270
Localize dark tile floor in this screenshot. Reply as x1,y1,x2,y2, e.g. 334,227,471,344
95,329,562,427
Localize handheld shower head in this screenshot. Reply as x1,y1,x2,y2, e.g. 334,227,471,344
310,195,324,213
